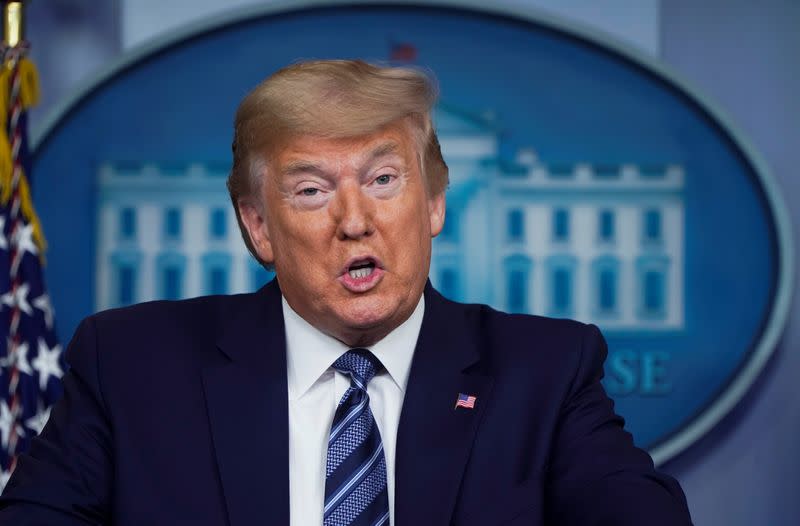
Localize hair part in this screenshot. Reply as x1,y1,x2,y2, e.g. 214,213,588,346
227,59,448,266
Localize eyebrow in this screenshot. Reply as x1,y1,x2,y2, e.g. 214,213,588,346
366,141,401,162
280,160,326,178
280,141,402,178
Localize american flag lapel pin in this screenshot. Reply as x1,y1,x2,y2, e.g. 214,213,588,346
454,392,477,410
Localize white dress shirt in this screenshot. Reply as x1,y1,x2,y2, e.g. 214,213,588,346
283,295,425,526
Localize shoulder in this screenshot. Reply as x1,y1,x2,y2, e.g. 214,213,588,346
69,292,262,365
448,296,600,355
439,294,605,384
84,294,243,338
479,304,592,346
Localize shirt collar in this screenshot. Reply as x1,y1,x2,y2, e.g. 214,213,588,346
283,294,425,401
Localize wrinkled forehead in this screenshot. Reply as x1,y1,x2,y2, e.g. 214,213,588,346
268,119,421,177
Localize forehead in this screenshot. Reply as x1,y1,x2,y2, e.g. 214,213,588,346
271,120,418,170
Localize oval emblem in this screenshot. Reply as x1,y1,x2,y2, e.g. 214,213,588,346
33,3,792,464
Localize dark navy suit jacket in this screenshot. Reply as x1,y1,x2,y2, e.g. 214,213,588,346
0,280,691,525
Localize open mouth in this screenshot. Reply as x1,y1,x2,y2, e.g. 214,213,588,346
348,260,376,280
339,255,384,291
339,255,384,293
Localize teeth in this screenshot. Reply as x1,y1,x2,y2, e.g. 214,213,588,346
349,267,374,279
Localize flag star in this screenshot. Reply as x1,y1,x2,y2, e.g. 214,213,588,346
25,403,51,435
1,282,32,316
33,338,63,390
33,293,55,330
0,216,6,251
12,223,38,258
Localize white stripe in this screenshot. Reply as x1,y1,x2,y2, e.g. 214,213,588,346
351,375,366,390
329,396,368,443
324,443,384,515
371,510,390,526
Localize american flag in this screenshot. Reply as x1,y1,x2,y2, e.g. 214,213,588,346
0,39,63,490
389,41,417,63
455,393,477,410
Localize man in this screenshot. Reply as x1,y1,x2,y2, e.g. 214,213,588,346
0,60,692,525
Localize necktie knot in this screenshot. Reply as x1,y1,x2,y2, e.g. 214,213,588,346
332,348,381,388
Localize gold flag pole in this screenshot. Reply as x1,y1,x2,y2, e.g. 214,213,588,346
3,1,24,49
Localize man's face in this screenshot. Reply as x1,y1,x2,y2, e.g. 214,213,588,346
239,119,445,346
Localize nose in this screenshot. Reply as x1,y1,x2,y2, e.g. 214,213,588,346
331,180,375,240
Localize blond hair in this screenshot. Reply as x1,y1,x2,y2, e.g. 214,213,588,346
227,59,448,265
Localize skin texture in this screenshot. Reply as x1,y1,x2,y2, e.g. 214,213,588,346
238,119,445,347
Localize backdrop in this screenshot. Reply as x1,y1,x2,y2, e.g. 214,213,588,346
25,1,800,524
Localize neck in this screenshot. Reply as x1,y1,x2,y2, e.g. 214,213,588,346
318,301,418,348
282,293,424,350
333,325,396,348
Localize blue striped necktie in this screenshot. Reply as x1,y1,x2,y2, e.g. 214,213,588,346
323,349,390,526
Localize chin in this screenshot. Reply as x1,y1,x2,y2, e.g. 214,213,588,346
337,295,398,330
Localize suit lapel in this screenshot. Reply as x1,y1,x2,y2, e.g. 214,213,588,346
395,284,494,526
202,280,290,526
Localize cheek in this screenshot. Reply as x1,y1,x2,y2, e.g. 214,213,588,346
270,212,333,266
387,200,432,262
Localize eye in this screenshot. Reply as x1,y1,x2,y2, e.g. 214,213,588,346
301,188,319,196
375,174,393,185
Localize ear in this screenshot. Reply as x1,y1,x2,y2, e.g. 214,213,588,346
237,197,275,264
428,190,446,238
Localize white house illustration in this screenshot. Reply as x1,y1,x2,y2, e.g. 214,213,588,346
94,161,275,312
95,106,685,331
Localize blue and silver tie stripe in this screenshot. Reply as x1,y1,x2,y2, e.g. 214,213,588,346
324,349,390,526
